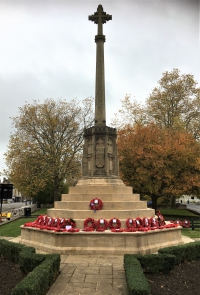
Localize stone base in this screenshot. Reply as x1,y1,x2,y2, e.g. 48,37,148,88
20,226,183,255
47,178,155,229
21,178,183,255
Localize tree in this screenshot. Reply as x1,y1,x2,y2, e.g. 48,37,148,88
112,69,200,138
111,94,147,128
117,123,200,210
4,97,94,201
147,69,200,138
32,180,69,205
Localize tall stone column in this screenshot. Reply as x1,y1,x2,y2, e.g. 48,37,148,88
82,5,119,178
89,5,112,126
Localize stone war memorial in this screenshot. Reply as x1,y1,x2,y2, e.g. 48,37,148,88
21,5,183,254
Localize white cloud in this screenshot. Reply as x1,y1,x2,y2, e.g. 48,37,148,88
0,0,199,172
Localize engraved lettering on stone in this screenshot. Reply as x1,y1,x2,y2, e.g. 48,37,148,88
95,138,105,168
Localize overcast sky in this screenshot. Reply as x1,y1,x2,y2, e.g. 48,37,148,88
0,0,199,177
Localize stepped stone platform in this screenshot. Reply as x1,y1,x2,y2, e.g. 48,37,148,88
20,178,183,254
47,178,155,228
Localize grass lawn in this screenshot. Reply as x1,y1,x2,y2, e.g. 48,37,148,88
159,209,200,239
0,208,47,237
0,218,36,237
181,228,200,239
159,208,199,217
31,208,48,216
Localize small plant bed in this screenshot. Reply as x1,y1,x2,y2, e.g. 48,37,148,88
0,256,26,295
145,259,200,295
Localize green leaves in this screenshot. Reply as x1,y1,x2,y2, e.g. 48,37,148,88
4,97,94,201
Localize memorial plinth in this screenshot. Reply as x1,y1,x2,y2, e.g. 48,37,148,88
21,178,183,254
20,5,184,254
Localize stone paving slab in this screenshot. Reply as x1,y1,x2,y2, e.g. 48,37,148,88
46,254,127,295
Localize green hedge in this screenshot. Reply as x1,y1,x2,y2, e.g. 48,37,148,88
12,254,60,295
124,241,200,295
124,255,150,295
0,239,60,295
158,241,200,264
0,239,35,263
134,253,176,274
19,249,47,274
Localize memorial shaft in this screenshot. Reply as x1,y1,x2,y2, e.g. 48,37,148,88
89,5,112,126
82,5,119,178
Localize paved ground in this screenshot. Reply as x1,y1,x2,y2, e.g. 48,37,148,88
46,254,127,295
2,235,196,295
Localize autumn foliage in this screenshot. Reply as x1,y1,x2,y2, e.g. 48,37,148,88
112,69,200,139
117,124,200,209
4,98,94,201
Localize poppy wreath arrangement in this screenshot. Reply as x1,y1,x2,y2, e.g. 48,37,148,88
89,198,103,210
156,210,166,226
96,218,109,231
142,217,151,227
135,217,143,229
83,218,96,231
24,215,77,232
169,220,190,228
66,218,76,228
108,217,121,229
126,218,136,229
181,220,190,228
150,217,159,229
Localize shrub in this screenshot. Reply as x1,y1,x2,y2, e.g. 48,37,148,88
0,239,35,263
158,241,200,264
19,250,46,273
134,253,176,274
124,254,150,295
12,254,60,295
0,239,60,295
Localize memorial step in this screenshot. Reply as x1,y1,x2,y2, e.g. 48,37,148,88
47,208,155,220
61,193,140,202
54,200,147,210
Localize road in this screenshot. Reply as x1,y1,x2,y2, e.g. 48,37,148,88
1,202,30,212
187,204,200,215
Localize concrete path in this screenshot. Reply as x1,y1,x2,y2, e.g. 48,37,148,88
46,254,127,295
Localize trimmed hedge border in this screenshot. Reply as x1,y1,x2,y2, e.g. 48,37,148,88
158,241,200,264
124,241,200,295
124,255,150,295
0,239,60,295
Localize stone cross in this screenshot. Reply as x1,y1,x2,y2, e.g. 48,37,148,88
89,5,112,126
82,5,118,178
89,4,112,35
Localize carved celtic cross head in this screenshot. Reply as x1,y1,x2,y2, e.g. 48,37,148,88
89,5,112,35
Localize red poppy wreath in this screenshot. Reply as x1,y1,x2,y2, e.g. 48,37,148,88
96,218,108,231
89,198,103,210
108,218,121,229
83,217,96,231
126,218,136,229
